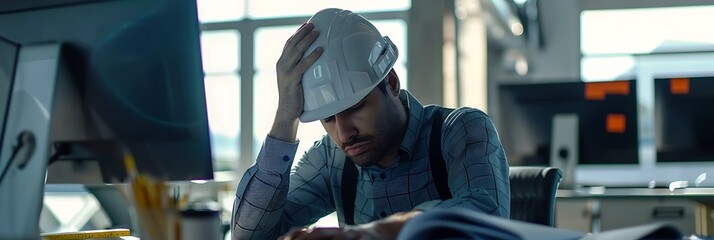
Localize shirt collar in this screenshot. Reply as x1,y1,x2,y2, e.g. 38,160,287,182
397,90,424,160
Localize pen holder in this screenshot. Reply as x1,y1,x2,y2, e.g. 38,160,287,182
180,201,222,240
124,176,182,240
134,206,181,240
121,152,183,239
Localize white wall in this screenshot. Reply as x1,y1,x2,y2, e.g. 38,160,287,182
490,0,714,84
526,0,580,81
489,0,580,83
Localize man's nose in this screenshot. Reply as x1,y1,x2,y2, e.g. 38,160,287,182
335,113,356,143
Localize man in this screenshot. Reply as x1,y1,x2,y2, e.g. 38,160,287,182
231,8,510,240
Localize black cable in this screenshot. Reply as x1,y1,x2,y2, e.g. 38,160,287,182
0,141,22,185
0,131,34,184
48,142,71,165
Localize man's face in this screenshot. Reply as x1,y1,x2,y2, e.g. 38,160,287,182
320,85,402,167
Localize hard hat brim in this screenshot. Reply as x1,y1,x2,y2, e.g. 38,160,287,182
298,82,377,123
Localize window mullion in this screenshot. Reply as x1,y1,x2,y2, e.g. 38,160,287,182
239,22,255,174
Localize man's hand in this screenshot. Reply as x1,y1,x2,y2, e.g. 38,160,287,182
278,210,423,240
269,22,323,142
278,226,380,240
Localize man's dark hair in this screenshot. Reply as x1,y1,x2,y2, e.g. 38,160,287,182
376,79,388,95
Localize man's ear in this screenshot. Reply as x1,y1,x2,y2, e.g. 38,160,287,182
387,69,400,96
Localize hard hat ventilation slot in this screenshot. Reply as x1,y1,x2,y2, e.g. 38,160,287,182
371,36,397,80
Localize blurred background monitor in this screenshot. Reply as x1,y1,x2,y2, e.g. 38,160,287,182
0,0,213,183
655,77,714,163
497,80,639,167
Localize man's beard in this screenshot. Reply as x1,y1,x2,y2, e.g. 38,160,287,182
344,132,391,167
340,94,406,167
344,104,402,167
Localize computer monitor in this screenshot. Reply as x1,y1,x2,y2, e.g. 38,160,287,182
0,0,212,237
655,77,714,162
497,80,639,167
0,0,213,182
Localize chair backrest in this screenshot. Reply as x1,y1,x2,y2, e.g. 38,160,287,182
509,166,562,227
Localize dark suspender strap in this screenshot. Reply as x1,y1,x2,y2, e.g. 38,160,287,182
431,108,454,200
341,157,358,225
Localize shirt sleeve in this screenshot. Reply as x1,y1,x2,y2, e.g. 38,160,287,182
231,136,297,240
415,108,511,218
283,136,336,227
231,136,335,240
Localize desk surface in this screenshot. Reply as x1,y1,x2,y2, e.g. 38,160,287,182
557,187,714,198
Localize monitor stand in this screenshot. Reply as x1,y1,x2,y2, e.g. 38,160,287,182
550,113,579,189
0,43,63,239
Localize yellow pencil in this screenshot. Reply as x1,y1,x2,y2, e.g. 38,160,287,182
41,228,130,240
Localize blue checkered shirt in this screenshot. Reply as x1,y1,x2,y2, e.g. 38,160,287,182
231,90,510,239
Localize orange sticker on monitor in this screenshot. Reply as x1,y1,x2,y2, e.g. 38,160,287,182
585,81,630,100
670,78,689,95
606,114,626,133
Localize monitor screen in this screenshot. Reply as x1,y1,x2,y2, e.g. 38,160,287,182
0,0,213,182
497,80,639,166
655,77,714,162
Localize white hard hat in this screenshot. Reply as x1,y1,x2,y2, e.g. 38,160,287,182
299,8,399,122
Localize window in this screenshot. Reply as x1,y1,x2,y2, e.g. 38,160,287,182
580,5,714,81
246,0,410,19
201,30,241,171
196,0,245,23
581,5,714,56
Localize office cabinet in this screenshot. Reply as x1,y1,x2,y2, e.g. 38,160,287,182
556,196,714,236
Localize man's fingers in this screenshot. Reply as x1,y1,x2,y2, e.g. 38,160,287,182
278,228,309,240
283,227,371,240
298,228,342,240
295,29,319,52
293,47,323,74
284,29,320,68
283,23,314,52
283,23,309,49
279,23,319,74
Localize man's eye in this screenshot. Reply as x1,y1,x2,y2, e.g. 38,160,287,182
322,116,334,122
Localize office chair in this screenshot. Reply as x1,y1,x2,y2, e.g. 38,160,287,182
509,166,563,227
